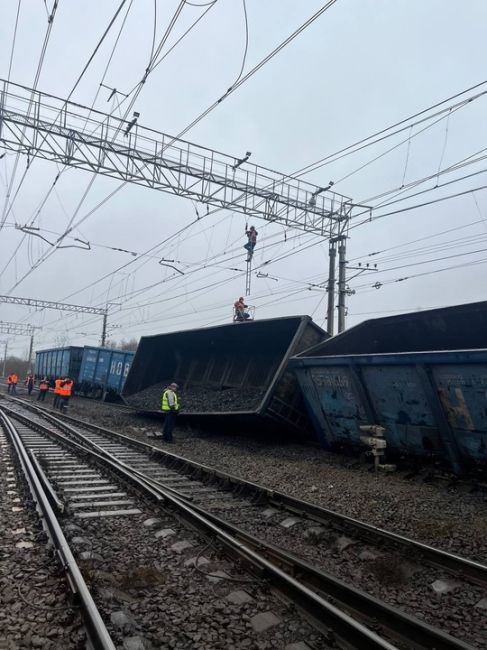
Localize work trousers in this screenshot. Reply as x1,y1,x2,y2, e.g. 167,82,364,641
37,390,48,402
11,384,17,395
163,410,178,442
60,396,70,413
27,385,33,396
53,394,60,408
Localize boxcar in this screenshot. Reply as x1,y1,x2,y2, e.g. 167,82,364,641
35,347,83,383
78,347,134,399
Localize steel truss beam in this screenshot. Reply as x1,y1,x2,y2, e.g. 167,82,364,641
0,321,36,336
0,295,107,316
0,79,354,236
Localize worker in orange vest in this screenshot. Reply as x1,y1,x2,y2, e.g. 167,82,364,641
7,374,13,394
10,373,18,395
53,377,64,409
59,377,73,413
37,377,49,402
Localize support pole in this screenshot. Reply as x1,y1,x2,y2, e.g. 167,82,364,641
326,240,337,335
337,236,347,333
101,313,108,347
28,335,34,369
2,342,7,377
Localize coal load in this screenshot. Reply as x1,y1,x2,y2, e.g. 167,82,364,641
127,381,265,413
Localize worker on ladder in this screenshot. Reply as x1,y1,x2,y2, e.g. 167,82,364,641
244,225,258,261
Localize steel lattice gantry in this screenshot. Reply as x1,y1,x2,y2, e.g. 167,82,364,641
0,294,106,316
0,295,109,345
0,321,36,336
0,79,353,236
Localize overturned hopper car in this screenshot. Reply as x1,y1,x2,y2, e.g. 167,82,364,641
290,301,487,474
122,316,327,433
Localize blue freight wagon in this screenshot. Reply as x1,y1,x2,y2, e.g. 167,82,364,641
291,301,487,475
78,346,134,399
35,347,83,384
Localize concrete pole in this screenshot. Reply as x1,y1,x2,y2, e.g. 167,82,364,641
326,241,337,335
337,237,347,333
2,341,7,377
101,313,108,347
28,335,34,369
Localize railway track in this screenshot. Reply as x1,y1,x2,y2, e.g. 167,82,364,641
0,401,400,650
2,394,484,649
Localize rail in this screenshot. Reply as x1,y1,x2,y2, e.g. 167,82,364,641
1,397,479,650
0,408,116,650
16,395,485,589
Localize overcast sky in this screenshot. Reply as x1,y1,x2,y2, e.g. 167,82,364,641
1,0,487,357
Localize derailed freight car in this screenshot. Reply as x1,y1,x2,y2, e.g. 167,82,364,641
122,316,327,433
290,301,487,474
78,347,134,399
35,346,83,383
35,345,134,400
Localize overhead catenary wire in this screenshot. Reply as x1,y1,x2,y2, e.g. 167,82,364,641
0,0,130,240
6,0,338,298
0,0,60,232
4,0,216,293
292,79,487,178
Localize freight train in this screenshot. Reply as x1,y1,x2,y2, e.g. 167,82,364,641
122,303,487,475
290,300,487,475
35,346,134,400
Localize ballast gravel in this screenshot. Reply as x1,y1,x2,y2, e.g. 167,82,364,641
66,398,487,564
14,394,487,647
0,430,85,649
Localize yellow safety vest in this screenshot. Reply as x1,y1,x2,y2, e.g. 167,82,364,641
161,389,179,412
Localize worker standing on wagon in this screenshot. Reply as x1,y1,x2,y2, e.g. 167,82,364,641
243,226,258,261
53,376,63,409
7,374,13,394
37,377,49,402
10,373,18,395
234,297,251,322
60,377,73,413
160,383,179,443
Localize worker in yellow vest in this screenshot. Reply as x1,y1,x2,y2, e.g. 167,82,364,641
160,383,179,442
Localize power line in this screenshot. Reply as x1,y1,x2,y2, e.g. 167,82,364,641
4,2,338,305
3,0,214,291
0,0,129,237
0,0,60,232
292,79,487,178
6,0,22,83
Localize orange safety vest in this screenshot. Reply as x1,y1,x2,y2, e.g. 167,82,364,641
54,379,63,395
60,380,73,397
39,381,49,391
11,374,18,385
7,375,12,385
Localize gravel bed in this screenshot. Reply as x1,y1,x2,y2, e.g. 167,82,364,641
59,397,487,563
12,394,487,646
64,499,329,648
0,426,85,649
216,504,486,647
125,381,265,413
